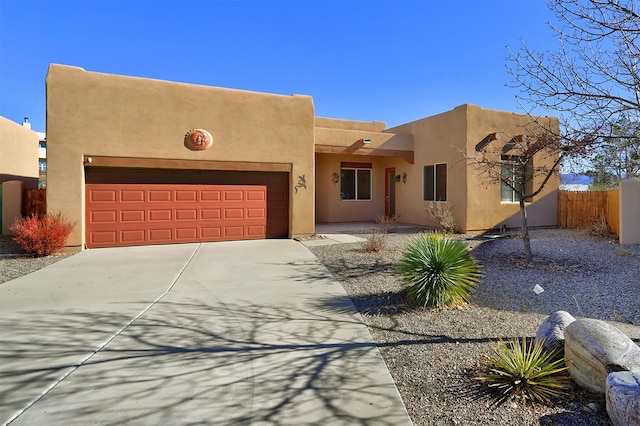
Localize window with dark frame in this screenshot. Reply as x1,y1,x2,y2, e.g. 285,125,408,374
423,163,447,201
340,162,372,201
500,155,533,202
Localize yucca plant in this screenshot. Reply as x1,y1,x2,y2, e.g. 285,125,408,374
474,337,571,406
397,233,481,308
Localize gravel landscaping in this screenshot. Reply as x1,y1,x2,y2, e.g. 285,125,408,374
2,228,639,425
309,227,640,426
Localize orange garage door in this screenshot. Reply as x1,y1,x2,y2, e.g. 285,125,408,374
86,184,267,248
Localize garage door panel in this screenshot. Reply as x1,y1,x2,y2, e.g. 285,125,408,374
91,190,117,203
121,210,145,222
201,227,221,239
121,190,145,202
86,184,268,248
247,208,265,218
149,210,172,221
121,229,147,244
176,209,197,220
201,209,221,220
200,190,221,201
149,190,172,202
176,190,197,201
175,228,198,240
90,231,117,245
224,190,244,201
90,210,117,224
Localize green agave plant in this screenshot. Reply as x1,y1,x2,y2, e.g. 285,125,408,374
474,337,571,406
397,233,481,308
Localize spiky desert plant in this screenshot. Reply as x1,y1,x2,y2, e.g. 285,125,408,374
474,337,571,406
397,233,480,308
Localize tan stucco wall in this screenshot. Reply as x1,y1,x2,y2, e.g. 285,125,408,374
314,117,413,223
46,64,315,248
387,106,469,229
387,104,559,232
0,116,39,188
619,178,640,244
463,105,559,231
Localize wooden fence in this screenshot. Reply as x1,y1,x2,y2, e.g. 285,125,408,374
557,189,619,234
23,189,46,217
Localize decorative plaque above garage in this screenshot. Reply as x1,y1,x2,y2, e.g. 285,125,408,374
184,128,213,151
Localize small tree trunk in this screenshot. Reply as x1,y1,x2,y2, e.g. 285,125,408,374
519,198,532,264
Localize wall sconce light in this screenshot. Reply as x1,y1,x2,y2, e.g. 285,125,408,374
85,156,93,165
363,139,372,144
402,172,407,184
331,172,340,185
395,174,401,182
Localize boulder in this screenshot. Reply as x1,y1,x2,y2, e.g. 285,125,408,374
535,311,576,352
606,369,640,426
564,318,640,394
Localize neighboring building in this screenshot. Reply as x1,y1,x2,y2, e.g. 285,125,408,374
37,131,47,189
0,116,40,189
46,64,560,250
0,116,40,233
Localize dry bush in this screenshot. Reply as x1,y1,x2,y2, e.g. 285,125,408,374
424,202,459,233
375,214,397,233
584,217,616,240
362,229,386,253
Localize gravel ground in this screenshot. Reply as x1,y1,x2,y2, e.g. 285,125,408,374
2,229,639,425
309,227,640,426
0,235,74,284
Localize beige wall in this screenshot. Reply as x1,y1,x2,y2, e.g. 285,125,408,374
0,116,39,188
314,118,413,223
387,104,559,232
619,178,640,245
46,64,315,248
464,105,559,231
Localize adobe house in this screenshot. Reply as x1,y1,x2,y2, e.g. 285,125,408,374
0,116,40,234
46,64,559,250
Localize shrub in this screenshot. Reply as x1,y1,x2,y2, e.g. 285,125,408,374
375,214,397,233
397,233,480,308
474,337,571,406
424,201,459,233
11,213,74,256
362,229,386,253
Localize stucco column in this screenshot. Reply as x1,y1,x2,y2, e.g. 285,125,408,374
2,181,25,235
619,179,640,245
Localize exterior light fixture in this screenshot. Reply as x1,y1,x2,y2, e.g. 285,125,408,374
363,139,372,144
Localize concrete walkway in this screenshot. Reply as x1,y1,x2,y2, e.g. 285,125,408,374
0,240,411,425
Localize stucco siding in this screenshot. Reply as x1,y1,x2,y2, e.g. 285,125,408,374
387,106,469,230
0,116,39,188
46,64,315,248
464,105,559,231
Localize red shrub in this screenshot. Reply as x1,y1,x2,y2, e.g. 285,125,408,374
10,213,74,257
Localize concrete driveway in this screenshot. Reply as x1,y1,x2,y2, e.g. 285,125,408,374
0,240,411,425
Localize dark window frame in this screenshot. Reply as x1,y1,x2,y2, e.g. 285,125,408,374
423,163,447,201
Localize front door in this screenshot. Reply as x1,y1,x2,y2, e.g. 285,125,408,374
385,167,396,217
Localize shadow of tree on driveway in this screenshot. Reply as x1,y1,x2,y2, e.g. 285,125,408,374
1,297,412,426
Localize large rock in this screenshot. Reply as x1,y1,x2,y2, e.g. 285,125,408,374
606,369,640,426
564,318,640,394
535,311,576,352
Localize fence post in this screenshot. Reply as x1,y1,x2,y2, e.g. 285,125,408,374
619,179,640,245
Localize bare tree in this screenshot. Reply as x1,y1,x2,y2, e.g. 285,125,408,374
507,0,640,141
483,0,640,262
473,126,556,264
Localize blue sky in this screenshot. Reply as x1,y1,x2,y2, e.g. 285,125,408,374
1,0,556,133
